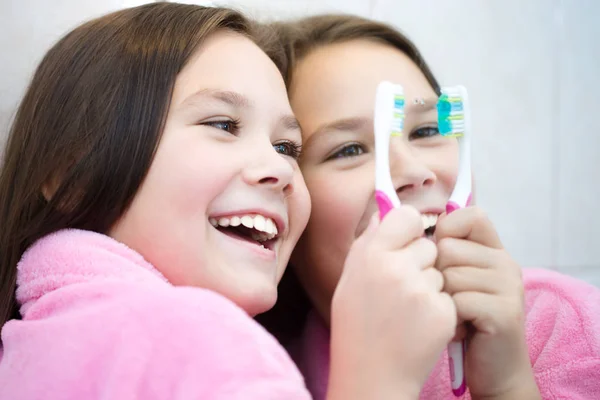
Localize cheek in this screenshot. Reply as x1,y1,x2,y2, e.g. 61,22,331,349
424,143,460,192
276,172,311,283
149,136,231,215
110,135,232,283
292,165,373,309
303,166,373,251
288,171,312,243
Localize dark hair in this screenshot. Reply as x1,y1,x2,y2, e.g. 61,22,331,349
260,13,440,92
0,2,256,329
255,14,440,345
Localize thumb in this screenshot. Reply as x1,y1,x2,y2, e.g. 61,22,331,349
358,212,380,242
346,212,380,258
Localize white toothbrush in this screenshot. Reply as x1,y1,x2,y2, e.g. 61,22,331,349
374,81,404,219
438,85,472,397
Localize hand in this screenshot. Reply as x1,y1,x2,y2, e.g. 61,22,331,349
327,206,457,400
434,207,541,399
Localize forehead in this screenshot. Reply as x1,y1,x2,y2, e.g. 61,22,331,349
171,31,290,111
289,39,436,137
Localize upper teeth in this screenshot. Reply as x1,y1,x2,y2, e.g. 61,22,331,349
422,213,438,230
209,214,278,241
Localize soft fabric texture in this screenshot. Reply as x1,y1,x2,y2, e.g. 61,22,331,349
290,268,600,399
0,229,311,400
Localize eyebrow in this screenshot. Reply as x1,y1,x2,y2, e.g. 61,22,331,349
305,116,372,148
180,88,300,133
280,115,301,132
180,89,253,109
308,95,439,139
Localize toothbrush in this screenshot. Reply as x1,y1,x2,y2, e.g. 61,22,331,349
374,81,404,220
437,85,472,397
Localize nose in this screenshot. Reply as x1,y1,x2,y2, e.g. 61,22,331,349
242,141,295,196
389,140,436,195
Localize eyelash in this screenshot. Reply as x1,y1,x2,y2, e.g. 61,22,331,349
326,126,440,160
201,119,302,160
273,140,303,160
202,118,241,135
410,125,439,139
328,142,365,160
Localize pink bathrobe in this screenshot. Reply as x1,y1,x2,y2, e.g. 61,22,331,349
0,229,311,399
290,268,600,399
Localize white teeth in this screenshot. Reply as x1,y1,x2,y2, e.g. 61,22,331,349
241,215,254,228
218,217,230,227
421,213,438,230
210,214,279,241
253,215,266,232
266,218,277,235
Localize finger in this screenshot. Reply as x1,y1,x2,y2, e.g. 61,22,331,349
435,238,506,271
375,205,424,250
452,322,469,342
354,212,380,245
421,267,444,292
435,207,503,249
405,237,438,270
452,292,519,335
439,291,458,330
441,266,500,295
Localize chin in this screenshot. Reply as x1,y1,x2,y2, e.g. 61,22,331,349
228,280,278,316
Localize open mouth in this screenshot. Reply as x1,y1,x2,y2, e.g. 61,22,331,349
422,213,438,237
209,214,279,251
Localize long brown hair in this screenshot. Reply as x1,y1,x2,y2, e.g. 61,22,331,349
256,14,441,344
0,3,256,328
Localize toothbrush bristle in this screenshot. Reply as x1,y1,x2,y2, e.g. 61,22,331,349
437,91,465,137
391,93,405,137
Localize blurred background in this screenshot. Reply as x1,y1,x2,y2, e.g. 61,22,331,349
1,0,598,285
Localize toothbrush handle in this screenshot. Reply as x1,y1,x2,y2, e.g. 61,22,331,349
375,190,395,220
448,340,467,396
446,201,461,214
446,193,472,214
445,193,471,397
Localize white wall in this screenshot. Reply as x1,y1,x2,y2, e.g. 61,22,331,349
1,0,598,286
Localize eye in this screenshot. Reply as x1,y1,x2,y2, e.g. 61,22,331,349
328,143,365,160
273,140,302,160
202,119,241,135
410,126,439,140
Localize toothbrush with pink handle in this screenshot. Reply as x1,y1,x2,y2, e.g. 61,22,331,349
438,85,472,397
374,81,404,219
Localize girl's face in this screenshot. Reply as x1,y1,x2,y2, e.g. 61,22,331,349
110,32,311,316
289,39,459,323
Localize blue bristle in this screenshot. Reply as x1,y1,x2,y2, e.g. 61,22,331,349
437,93,464,137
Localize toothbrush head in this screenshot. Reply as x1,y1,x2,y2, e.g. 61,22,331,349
374,81,405,140
439,85,472,210
391,91,405,137
437,86,467,138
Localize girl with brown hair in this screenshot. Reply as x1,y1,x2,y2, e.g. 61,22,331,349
258,13,600,400
0,3,457,399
